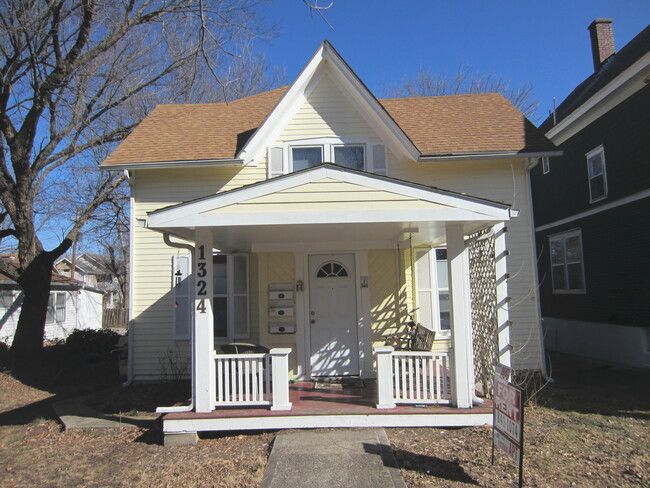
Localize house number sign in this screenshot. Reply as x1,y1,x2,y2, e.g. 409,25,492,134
196,244,208,313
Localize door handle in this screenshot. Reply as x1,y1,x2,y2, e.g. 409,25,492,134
311,319,316,324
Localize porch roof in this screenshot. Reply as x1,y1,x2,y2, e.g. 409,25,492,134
146,164,513,252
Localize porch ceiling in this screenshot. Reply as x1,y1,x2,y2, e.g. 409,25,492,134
146,165,511,252
151,219,499,253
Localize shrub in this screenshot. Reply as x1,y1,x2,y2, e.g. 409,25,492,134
65,328,121,360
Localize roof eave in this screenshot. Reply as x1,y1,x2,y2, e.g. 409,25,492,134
418,150,562,162
101,158,244,171
545,52,650,144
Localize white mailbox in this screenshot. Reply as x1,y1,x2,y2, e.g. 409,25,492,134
269,322,295,334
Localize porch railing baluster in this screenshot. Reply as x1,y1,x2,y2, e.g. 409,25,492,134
374,346,453,407
213,348,291,409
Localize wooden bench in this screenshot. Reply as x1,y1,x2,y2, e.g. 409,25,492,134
387,323,436,351
409,324,436,351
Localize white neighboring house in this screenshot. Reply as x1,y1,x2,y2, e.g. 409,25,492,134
0,256,104,345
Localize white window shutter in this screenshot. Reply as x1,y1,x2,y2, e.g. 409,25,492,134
172,254,191,340
267,146,284,179
372,144,387,175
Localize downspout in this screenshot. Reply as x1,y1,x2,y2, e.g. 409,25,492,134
155,232,196,413
122,171,136,387
525,158,552,382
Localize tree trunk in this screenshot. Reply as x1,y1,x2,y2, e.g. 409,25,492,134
10,252,58,358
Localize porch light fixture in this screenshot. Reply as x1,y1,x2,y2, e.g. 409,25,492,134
296,280,303,292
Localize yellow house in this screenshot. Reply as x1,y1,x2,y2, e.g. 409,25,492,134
101,42,557,443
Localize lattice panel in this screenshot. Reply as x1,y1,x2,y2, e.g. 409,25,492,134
468,228,498,398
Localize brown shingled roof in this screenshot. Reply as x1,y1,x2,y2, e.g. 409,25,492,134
380,93,555,155
101,86,290,166
101,88,554,167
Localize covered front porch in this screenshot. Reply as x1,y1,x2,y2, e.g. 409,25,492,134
163,373,494,436
147,165,514,435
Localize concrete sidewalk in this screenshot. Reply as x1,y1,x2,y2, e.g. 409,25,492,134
261,428,406,488
53,396,158,430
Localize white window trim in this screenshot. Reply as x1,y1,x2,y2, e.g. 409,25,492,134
549,228,586,294
542,156,550,174
214,253,250,344
414,247,451,337
46,292,66,323
284,137,369,172
586,145,608,203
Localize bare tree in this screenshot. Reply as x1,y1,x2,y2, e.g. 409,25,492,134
387,67,540,120
0,0,273,357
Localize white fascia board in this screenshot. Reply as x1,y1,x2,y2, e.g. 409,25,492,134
100,159,244,171
546,52,650,144
150,208,504,229
418,151,563,162
147,165,511,228
238,42,420,166
237,44,327,166
322,46,420,162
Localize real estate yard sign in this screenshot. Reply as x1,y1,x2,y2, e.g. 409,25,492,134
492,363,525,488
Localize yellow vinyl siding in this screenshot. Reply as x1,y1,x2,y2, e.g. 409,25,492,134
277,74,382,145
257,253,297,376
203,179,444,215
390,158,541,370
131,165,266,380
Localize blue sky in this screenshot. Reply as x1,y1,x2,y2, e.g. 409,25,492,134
259,1,650,123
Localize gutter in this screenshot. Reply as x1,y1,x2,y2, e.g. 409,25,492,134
418,151,562,163
101,158,244,171
122,171,136,387
524,158,553,382
155,233,195,413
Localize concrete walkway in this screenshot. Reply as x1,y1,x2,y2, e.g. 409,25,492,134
260,429,406,488
53,396,158,430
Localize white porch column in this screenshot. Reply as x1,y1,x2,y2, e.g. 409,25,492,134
446,223,473,408
194,229,214,413
374,346,396,409
494,223,512,369
270,348,292,411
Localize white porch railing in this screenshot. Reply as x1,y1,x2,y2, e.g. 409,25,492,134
213,348,292,411
374,346,453,409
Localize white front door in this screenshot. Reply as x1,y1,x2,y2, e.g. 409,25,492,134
308,254,359,377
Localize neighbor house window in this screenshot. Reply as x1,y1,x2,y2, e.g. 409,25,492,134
542,156,550,174
549,229,585,293
0,291,13,309
414,248,450,333
586,146,607,202
46,292,66,323
213,254,249,341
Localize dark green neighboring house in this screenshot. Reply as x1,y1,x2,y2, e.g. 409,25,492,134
531,20,650,367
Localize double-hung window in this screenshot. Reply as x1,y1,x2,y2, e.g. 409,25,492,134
289,142,365,171
172,253,249,341
268,138,387,177
586,145,607,202
213,254,250,342
414,248,450,334
549,229,586,293
46,292,66,323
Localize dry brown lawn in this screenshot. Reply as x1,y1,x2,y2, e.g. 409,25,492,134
1,347,648,487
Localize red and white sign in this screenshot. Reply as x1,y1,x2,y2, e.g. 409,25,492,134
492,364,524,471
